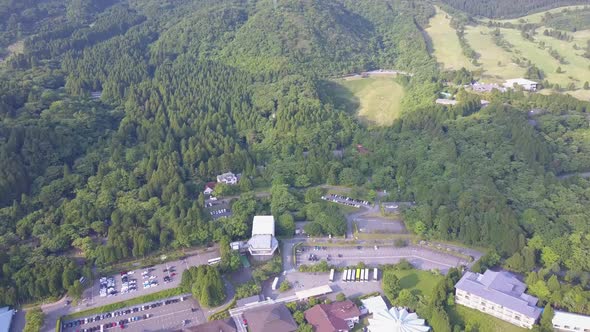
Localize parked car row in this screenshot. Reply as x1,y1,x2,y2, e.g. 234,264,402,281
99,277,116,297
321,194,369,208
210,208,229,216
120,274,137,294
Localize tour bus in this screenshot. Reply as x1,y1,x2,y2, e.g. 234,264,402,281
342,269,348,282
271,277,279,290
356,269,361,282
365,269,370,282
373,268,379,281
360,269,364,282
207,257,221,265
329,269,335,282
348,269,353,282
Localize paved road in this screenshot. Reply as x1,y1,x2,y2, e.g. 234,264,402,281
41,249,220,332
298,245,466,273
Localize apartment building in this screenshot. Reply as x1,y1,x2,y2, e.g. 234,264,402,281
455,270,542,329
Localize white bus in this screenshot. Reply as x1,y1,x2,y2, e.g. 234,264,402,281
347,269,353,282
365,269,370,282
360,269,364,282
373,268,379,281
271,277,280,290
342,269,348,282
329,269,335,282
207,257,221,265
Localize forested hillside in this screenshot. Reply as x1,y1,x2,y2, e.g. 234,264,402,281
439,0,588,18
1,0,590,320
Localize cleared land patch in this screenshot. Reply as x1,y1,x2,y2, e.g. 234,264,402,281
484,5,590,25
390,269,442,298
463,26,525,81
425,7,475,71
325,77,405,126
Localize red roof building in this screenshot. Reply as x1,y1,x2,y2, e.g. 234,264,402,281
304,300,361,332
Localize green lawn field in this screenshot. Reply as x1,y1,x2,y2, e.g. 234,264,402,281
425,7,475,71
391,269,443,298
449,305,528,332
327,76,405,126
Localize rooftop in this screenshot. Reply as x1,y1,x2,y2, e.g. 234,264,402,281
180,319,237,332
504,78,538,85
304,300,360,332
0,307,13,332
236,294,261,308
553,310,590,329
361,296,388,314
242,303,297,332
247,234,278,251
455,270,542,319
368,307,430,332
252,216,275,236
295,285,333,300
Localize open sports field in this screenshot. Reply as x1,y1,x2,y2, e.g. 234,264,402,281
327,76,405,126
425,7,475,71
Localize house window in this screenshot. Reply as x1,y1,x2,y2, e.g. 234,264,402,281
514,316,520,321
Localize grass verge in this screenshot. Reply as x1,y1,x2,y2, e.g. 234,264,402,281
63,288,185,320
208,297,236,321
449,305,528,332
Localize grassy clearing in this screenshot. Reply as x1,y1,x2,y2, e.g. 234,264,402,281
484,5,590,24
449,305,528,332
460,23,590,95
425,7,475,71
391,269,443,298
329,77,405,126
63,288,185,320
463,26,525,81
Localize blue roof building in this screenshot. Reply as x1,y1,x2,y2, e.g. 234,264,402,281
455,270,542,329
0,307,14,332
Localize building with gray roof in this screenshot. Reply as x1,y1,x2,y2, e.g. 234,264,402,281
455,270,542,329
0,307,14,332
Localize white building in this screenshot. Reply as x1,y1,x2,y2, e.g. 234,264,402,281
503,78,538,91
216,172,238,185
455,270,542,329
361,296,388,315
552,310,590,332
368,307,430,332
247,216,278,258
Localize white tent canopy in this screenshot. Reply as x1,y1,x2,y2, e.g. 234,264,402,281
368,307,430,332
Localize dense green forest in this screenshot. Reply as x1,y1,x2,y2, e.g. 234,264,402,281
0,0,590,319
439,0,588,19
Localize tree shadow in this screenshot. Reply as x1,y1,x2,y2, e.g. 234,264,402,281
318,79,360,114
399,273,419,289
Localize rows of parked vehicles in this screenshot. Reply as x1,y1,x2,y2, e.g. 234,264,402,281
321,194,370,208
99,277,116,297
120,272,137,294
64,297,186,331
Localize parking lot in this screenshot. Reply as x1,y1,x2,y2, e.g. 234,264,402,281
321,194,372,208
205,199,232,220
62,295,205,332
78,250,220,310
296,245,466,273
